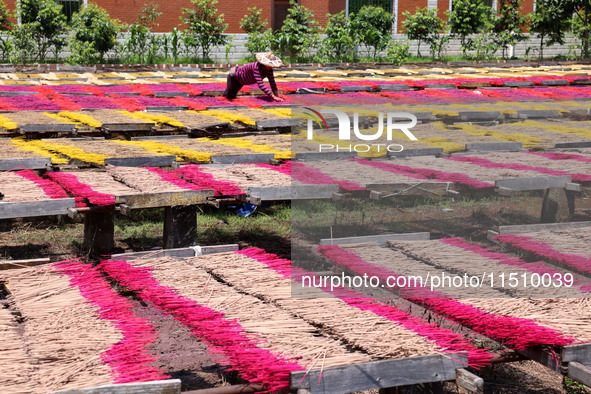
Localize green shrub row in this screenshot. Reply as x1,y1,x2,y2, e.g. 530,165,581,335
0,0,589,64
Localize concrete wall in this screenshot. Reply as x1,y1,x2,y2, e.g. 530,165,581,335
7,32,582,64
203,33,581,63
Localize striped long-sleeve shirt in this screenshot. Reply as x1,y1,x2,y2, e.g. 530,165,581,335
235,62,278,97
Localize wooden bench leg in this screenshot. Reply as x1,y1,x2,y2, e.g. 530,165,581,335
83,211,115,255
163,205,197,249
540,188,575,223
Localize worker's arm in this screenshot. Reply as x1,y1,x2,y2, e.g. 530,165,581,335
267,70,284,102
254,66,283,102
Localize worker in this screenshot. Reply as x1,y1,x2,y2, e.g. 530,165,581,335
223,51,284,102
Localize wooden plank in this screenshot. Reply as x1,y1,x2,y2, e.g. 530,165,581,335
211,153,274,164
504,81,534,87
0,198,75,219
0,157,51,171
131,135,188,141
320,232,430,246
487,230,500,241
459,111,501,121
256,118,302,129
106,92,140,96
498,221,591,235
572,79,591,86
19,124,76,133
456,369,484,394
568,362,591,387
366,182,451,197
517,110,561,119
145,106,189,112
112,248,197,260
542,79,568,86
246,185,339,203
172,74,202,79
340,85,374,92
562,343,591,364
112,244,239,260
115,190,212,209
518,347,565,374
426,84,457,89
290,354,465,393
465,142,522,152
285,72,311,78
0,258,50,270
104,156,176,167
388,148,443,157
192,244,240,255
0,91,38,96
294,87,327,94
554,141,591,149
295,152,357,161
53,379,181,394
102,123,155,132
154,91,190,97
378,84,410,91
495,175,571,191
410,111,437,122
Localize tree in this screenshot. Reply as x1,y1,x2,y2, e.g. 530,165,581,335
240,7,272,57
321,11,356,61
181,0,229,61
240,6,267,34
18,0,68,62
402,7,445,58
0,1,13,61
138,2,162,31
448,0,492,56
351,5,392,59
493,0,527,59
275,0,320,62
67,3,123,64
563,0,591,58
529,0,569,59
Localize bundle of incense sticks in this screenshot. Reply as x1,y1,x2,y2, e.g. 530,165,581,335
53,261,169,383
46,172,119,206
288,161,365,191
529,151,591,164
2,261,169,392
107,166,201,193
197,164,292,188
185,248,493,367
0,306,35,392
99,258,368,392
2,266,120,392
352,158,493,189
438,238,591,295
446,156,591,182
16,170,71,200
390,239,590,298
495,234,591,276
176,164,244,196
317,244,575,350
0,171,55,202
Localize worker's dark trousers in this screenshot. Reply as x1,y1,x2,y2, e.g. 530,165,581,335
223,67,242,99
